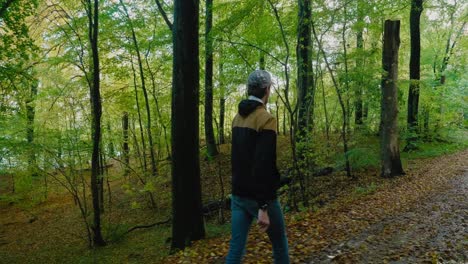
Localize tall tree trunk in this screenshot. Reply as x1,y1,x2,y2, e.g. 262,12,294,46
296,0,314,141
120,0,157,177
320,69,330,142
26,82,38,176
122,112,130,176
275,100,280,135
354,0,364,126
99,152,105,213
406,0,423,150
85,0,106,247
342,4,351,135
204,0,218,157
130,58,148,172
107,122,115,157
282,105,286,135
218,51,226,144
130,117,145,176
380,20,405,178
171,0,205,251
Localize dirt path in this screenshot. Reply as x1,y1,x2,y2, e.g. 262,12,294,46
307,170,468,263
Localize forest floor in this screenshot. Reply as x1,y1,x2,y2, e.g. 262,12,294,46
304,168,467,263
0,136,467,264
166,149,468,264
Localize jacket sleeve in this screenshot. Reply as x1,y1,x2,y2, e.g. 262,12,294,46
252,116,280,207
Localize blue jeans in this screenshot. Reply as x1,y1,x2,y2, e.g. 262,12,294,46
226,195,290,264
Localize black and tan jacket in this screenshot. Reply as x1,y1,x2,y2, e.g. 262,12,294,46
231,99,280,207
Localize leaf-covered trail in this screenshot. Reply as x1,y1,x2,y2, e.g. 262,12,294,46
307,169,467,263
167,150,467,264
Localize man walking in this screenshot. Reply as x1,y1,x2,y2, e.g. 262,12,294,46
226,70,290,264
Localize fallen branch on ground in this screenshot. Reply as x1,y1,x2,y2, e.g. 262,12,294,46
125,218,171,235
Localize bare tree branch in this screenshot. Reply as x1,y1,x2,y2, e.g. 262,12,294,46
154,0,172,31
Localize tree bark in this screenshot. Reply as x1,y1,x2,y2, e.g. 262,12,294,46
154,0,173,31
130,57,147,172
218,52,226,144
320,69,330,142
107,122,115,157
296,0,314,141
275,100,280,135
85,0,106,247
171,0,205,251
26,82,38,175
406,0,423,149
122,112,130,176
354,0,364,126
342,4,351,136
204,0,218,157
380,20,405,178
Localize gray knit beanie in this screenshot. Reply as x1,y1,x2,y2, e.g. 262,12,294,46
247,70,272,96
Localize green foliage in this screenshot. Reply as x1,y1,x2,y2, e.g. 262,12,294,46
403,133,468,159
333,146,380,171
346,148,380,170
0,169,46,208
103,222,131,243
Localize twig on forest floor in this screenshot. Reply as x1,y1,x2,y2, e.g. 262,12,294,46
124,218,171,235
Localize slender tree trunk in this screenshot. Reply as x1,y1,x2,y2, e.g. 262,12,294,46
130,117,144,176
171,0,205,251
57,131,63,168
26,82,38,176
380,20,405,178
355,0,364,126
406,0,423,150
342,4,352,135
423,107,429,135
99,152,105,213
130,58,147,172
320,69,330,142
122,112,130,176
107,122,115,157
296,0,314,141
275,100,280,135
120,0,157,177
282,105,286,135
85,0,106,247
204,0,218,157
218,54,226,145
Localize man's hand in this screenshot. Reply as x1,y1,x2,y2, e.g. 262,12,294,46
257,209,270,232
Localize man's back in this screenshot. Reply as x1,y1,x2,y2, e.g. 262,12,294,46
231,99,279,206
